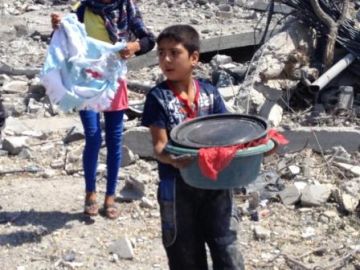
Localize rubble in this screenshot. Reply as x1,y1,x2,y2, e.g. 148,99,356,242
108,236,134,260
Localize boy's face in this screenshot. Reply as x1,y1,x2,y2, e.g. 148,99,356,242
157,39,199,82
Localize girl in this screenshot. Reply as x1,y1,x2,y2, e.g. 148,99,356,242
51,0,155,219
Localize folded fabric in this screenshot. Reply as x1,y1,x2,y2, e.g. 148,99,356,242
40,14,127,112
198,129,288,181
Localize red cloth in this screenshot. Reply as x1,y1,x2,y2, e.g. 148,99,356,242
198,129,288,181
167,80,200,119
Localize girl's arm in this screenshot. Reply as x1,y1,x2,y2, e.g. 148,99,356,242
126,0,156,56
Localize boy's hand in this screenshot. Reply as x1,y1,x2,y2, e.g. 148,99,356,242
264,140,278,157
120,41,140,59
51,13,61,29
170,154,194,169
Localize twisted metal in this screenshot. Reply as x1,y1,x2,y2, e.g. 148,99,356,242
279,0,360,57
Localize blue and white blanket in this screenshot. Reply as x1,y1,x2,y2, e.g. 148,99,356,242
40,14,127,112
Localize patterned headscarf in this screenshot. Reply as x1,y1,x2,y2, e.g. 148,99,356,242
83,0,124,43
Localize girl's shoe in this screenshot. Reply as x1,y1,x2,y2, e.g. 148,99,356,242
102,204,119,219
84,200,99,216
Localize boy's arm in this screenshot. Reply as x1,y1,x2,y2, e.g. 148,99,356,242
149,126,193,169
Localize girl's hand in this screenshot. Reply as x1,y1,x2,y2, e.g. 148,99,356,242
170,154,194,169
51,13,61,29
120,41,140,59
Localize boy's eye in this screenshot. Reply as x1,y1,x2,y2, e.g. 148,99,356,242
171,50,180,57
157,49,182,58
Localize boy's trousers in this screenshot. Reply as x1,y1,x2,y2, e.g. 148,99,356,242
158,175,245,270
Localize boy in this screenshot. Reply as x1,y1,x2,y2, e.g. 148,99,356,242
142,25,245,270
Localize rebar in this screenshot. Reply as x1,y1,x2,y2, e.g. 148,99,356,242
279,0,360,57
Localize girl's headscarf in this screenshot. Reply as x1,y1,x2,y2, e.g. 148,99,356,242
83,0,123,43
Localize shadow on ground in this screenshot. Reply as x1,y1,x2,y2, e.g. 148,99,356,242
0,210,94,247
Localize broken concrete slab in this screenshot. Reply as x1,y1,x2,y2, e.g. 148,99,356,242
218,86,239,101
123,127,153,158
210,54,233,68
119,175,146,201
245,0,293,14
334,162,360,177
279,185,301,205
2,80,28,93
3,118,29,135
63,126,84,144
108,236,134,260
0,62,40,78
4,116,82,134
2,136,28,155
278,127,360,154
128,30,279,70
301,184,332,207
340,193,359,213
121,145,137,167
259,101,283,127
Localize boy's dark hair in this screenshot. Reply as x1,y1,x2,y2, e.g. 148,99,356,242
157,24,200,55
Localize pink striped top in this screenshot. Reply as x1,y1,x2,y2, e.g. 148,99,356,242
108,79,129,111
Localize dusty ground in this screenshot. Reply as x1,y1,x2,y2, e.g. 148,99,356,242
0,175,167,270
1,151,359,270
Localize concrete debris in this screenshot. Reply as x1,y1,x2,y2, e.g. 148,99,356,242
2,80,28,94
63,126,84,144
108,236,134,260
2,136,28,155
334,162,360,177
210,54,233,68
233,21,316,126
119,175,147,201
139,197,157,209
340,193,359,213
65,145,83,174
340,178,360,199
301,227,316,239
42,168,56,178
50,159,65,170
287,165,301,177
279,127,360,154
121,145,137,168
279,185,301,205
300,184,331,207
123,127,153,158
253,225,271,240
218,86,240,101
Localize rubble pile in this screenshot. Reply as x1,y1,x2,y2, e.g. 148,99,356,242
0,0,359,269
